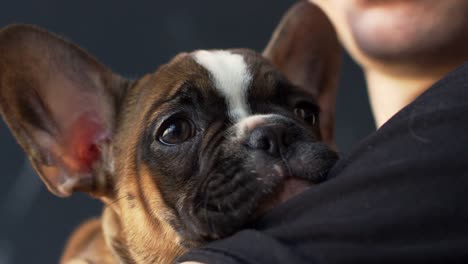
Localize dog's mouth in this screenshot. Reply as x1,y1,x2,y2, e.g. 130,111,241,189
256,176,312,217
254,148,338,217
256,177,313,217
181,146,337,242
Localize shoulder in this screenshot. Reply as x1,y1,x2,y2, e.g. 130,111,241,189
330,62,468,178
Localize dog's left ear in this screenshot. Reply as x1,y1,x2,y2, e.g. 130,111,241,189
0,25,128,198
263,1,341,147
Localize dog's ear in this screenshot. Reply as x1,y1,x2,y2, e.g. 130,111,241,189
263,1,341,147
0,24,128,198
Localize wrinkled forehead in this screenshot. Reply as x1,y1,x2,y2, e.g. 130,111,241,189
189,49,278,121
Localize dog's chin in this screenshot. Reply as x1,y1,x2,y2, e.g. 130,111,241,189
179,178,316,244
255,177,312,217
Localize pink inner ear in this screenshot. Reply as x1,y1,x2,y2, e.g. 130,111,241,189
63,113,109,173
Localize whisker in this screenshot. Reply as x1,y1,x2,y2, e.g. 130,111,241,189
280,152,293,178
107,194,131,207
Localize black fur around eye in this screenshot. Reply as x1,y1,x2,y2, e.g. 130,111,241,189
293,102,319,125
157,118,195,145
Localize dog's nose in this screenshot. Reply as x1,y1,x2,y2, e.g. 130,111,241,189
246,125,290,157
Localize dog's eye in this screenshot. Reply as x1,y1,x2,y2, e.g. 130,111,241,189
293,102,319,125
158,118,195,145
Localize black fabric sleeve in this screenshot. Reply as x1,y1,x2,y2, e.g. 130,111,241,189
178,62,468,264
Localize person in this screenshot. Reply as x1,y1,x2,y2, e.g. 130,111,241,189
179,0,468,263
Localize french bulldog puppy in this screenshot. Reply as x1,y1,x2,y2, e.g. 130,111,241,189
0,1,340,263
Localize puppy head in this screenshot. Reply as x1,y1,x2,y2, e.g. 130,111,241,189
145,49,338,243
0,1,339,262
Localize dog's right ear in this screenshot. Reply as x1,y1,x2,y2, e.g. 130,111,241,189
0,25,128,198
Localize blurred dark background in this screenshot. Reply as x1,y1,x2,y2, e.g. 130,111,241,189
0,1,374,263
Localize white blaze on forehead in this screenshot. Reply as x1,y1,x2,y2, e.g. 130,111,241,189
193,50,252,121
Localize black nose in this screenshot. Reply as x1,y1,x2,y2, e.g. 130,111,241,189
246,125,291,157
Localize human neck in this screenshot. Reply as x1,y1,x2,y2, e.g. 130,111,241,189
365,67,453,128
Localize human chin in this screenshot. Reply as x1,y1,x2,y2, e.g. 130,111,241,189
346,0,468,64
